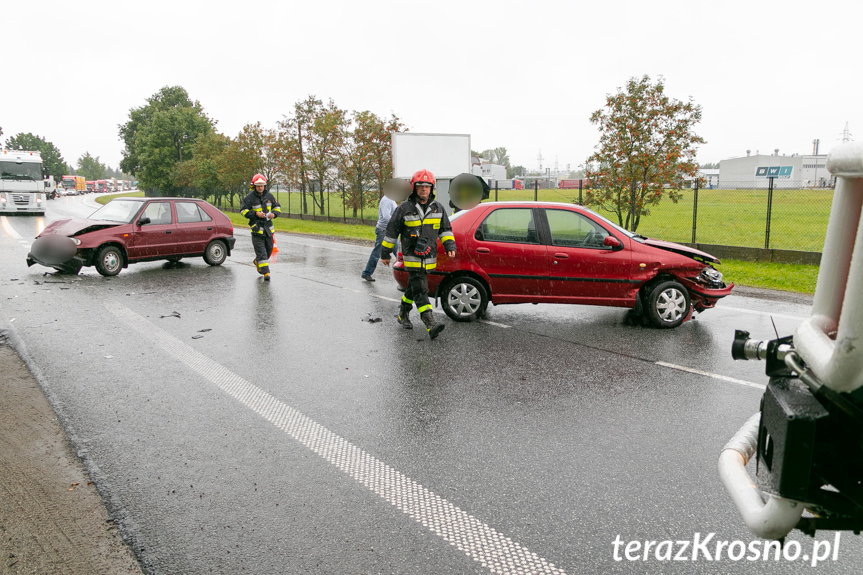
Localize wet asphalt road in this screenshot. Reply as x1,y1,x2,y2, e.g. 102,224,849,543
2,196,862,574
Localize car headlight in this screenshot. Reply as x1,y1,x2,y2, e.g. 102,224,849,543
698,266,724,287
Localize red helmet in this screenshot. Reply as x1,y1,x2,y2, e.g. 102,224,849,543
251,173,267,186
410,169,435,191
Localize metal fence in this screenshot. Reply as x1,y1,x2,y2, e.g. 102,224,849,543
213,178,833,261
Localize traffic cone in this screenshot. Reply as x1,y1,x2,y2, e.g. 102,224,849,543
272,234,279,254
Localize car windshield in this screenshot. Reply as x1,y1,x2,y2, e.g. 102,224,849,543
580,206,637,239
88,200,143,223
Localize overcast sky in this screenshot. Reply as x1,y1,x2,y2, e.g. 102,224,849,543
4,0,861,174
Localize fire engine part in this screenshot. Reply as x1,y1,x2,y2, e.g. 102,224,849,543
718,412,805,540
794,142,863,394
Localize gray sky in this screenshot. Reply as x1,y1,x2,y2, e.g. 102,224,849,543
4,0,860,174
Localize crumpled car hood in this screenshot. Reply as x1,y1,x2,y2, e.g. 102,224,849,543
40,218,123,238
642,238,720,264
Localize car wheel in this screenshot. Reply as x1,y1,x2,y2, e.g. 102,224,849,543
203,240,227,266
646,280,690,328
94,245,124,277
440,276,488,322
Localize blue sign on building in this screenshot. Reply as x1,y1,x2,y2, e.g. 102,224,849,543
755,166,793,178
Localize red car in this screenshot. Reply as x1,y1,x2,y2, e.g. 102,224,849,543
392,201,733,328
27,197,236,276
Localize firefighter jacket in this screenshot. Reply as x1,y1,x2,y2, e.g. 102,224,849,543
381,190,456,271
240,190,281,236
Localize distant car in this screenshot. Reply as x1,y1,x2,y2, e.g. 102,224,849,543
27,197,236,276
392,201,733,328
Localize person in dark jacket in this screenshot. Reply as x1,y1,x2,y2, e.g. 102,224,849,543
240,173,281,281
380,169,456,339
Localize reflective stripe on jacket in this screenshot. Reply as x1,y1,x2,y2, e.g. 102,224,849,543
381,196,455,270
240,190,281,235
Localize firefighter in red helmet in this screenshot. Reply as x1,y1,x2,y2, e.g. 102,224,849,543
240,173,281,281
380,169,456,339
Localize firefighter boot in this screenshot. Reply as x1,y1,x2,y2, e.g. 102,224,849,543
397,302,413,330
420,311,445,340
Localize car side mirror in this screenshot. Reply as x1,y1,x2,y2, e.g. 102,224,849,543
137,216,151,226
604,236,622,249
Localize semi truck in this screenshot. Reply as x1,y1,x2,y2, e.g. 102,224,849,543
558,179,590,189
0,149,47,215
61,175,86,195
43,175,61,199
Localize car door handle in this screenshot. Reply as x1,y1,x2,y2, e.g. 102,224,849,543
554,253,569,258
476,247,491,253
166,230,172,234
207,227,213,230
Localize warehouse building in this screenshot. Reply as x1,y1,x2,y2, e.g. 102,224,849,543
718,152,830,188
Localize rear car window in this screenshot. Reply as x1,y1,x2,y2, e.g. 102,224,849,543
176,202,213,224
475,208,539,244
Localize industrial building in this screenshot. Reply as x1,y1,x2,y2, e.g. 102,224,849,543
718,152,830,189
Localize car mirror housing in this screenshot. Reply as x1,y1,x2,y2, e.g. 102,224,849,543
604,236,622,249
137,216,151,226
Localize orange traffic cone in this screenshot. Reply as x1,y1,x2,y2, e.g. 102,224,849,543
272,234,279,254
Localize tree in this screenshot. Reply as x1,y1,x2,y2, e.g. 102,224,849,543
175,131,232,204
368,113,405,195
119,85,214,193
700,162,719,169
584,75,704,231
76,152,107,180
4,133,66,180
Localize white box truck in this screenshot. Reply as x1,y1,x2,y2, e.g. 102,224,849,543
0,149,46,215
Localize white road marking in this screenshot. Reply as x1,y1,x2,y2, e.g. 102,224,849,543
104,300,567,575
1,216,23,239
655,361,766,390
720,305,807,322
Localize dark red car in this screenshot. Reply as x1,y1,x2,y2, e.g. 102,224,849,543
26,197,236,276
392,201,733,328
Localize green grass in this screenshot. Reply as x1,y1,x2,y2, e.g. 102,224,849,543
718,259,817,295
96,189,820,294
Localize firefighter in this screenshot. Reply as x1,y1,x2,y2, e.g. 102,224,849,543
380,169,456,340
240,173,281,281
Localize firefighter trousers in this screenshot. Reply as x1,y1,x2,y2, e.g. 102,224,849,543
402,269,432,314
252,233,274,275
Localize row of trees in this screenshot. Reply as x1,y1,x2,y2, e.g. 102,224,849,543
119,86,405,216
1,128,129,181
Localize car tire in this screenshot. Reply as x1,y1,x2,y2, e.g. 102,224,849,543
440,276,488,322
94,245,124,277
645,280,690,329
203,240,227,266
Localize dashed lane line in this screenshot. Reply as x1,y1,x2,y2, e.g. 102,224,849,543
654,361,765,390
104,300,568,575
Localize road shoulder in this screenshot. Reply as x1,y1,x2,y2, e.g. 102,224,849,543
0,334,143,575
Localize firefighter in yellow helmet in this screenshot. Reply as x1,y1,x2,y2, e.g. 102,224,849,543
240,174,281,281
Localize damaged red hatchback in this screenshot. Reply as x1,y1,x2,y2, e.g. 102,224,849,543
26,197,236,276
392,201,733,328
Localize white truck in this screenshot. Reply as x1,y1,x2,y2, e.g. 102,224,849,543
43,175,61,199
0,149,46,215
